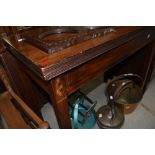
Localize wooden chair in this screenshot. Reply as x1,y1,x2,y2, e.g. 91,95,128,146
0,64,49,129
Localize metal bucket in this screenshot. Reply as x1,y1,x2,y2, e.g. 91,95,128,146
106,73,143,105
96,73,143,128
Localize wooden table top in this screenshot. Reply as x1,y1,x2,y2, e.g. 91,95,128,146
2,27,147,80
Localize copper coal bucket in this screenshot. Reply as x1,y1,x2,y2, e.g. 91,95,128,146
97,73,143,128
106,73,143,113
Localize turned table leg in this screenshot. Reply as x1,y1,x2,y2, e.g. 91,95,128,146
48,77,71,129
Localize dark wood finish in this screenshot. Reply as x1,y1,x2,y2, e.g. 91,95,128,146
0,26,49,118
17,69,71,128
104,42,155,92
0,26,35,41
0,91,49,129
0,92,30,129
0,27,11,93
48,76,71,128
2,27,155,128
3,27,146,80
0,39,5,54
0,65,49,129
0,26,13,37
22,27,115,53
66,29,155,94
0,51,48,118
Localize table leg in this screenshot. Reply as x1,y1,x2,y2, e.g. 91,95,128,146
49,77,71,129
